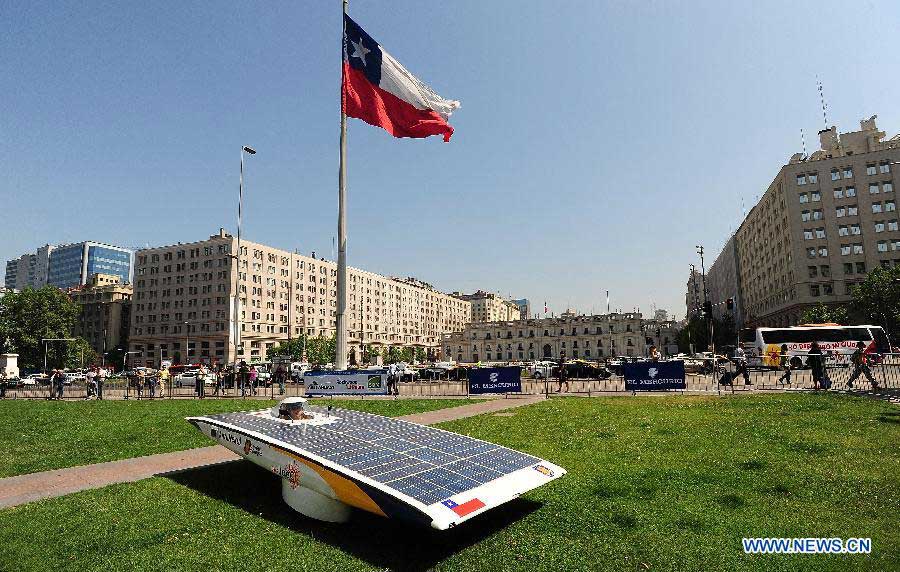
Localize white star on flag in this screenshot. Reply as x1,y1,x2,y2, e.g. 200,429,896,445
349,38,370,66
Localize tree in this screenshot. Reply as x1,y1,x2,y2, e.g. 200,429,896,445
414,347,426,363
304,334,336,366
269,336,307,361
0,286,80,371
364,346,380,364
64,337,99,369
800,303,849,325
850,265,900,339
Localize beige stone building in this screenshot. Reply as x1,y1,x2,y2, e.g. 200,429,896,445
710,116,900,328
70,273,132,357
127,229,471,367
452,290,521,322
442,312,679,363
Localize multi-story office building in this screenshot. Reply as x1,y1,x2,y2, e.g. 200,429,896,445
70,274,133,356
47,241,133,289
4,245,54,290
705,235,744,328
707,115,900,328
685,267,703,320
5,241,132,290
452,291,521,322
442,312,679,363
511,299,531,320
127,229,471,367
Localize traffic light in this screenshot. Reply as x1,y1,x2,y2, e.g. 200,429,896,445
726,297,735,311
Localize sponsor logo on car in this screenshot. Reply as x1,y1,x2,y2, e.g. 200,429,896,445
533,464,554,477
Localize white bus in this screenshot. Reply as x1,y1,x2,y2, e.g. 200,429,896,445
741,324,890,369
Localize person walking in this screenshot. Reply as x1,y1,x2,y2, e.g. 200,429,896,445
776,344,792,385
556,354,569,393
53,369,65,400
847,341,880,390
213,366,223,396
239,361,249,398
96,367,105,400
648,345,661,362
274,364,286,396
808,341,825,390
249,365,258,396
733,346,751,385
0,371,7,399
136,370,145,399
197,364,207,399
158,366,168,397
386,363,398,396
85,367,96,399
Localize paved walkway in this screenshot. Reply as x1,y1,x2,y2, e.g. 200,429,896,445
0,396,543,509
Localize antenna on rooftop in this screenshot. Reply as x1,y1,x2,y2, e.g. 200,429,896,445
801,128,807,156
817,77,829,130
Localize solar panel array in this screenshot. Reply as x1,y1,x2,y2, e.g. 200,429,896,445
207,406,540,506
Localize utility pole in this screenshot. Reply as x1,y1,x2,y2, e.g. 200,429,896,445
696,245,714,355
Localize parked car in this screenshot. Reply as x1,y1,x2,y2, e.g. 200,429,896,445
528,361,556,379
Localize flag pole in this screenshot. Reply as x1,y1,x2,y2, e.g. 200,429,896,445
336,0,349,370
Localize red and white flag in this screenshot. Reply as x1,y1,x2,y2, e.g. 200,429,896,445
342,14,460,142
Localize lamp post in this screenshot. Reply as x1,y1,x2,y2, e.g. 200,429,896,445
42,338,75,374
122,351,141,399
696,245,714,355
233,145,256,370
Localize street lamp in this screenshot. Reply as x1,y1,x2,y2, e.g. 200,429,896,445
233,145,257,369
123,351,141,399
695,245,714,355
42,338,75,373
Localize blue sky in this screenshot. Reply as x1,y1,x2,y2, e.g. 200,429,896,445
3,1,900,318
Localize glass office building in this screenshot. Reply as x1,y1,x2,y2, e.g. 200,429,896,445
47,242,133,289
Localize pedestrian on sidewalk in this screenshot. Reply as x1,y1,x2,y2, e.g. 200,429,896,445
52,369,65,400
239,361,249,397
556,354,569,393
649,345,661,362
0,371,7,399
847,341,880,390
96,367,105,400
85,368,96,399
158,366,168,397
808,342,825,390
249,365,258,396
777,344,792,385
136,370,145,399
214,366,223,396
733,346,751,385
274,364,286,396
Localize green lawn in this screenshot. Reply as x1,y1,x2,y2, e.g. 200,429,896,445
0,394,898,571
0,398,483,478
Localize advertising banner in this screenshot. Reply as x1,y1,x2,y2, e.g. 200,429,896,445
468,366,522,394
623,360,686,391
304,370,389,395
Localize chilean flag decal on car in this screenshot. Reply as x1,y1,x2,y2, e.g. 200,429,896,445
342,14,460,142
441,498,486,517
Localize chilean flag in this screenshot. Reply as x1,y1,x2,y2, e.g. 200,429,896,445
342,14,459,142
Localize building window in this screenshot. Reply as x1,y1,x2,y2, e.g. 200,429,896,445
856,261,866,273
880,162,891,174
823,283,833,295
811,191,821,202
893,240,900,251
887,201,896,212
885,182,894,193
810,285,820,297
838,226,849,236
846,186,857,197
812,209,823,220
867,164,878,176
890,220,899,231
808,265,818,278
804,230,813,240
853,244,864,255
809,172,818,183
819,246,828,257
807,247,817,258
836,207,845,218
848,205,858,216
820,265,830,277
850,224,861,235
841,244,851,256
843,167,853,179
878,241,889,252
831,169,840,181
799,193,809,203
870,183,880,194
815,228,825,239
875,221,885,233
834,188,844,199
844,262,853,274
802,210,811,221
797,174,807,185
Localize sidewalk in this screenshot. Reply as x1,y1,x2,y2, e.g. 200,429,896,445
0,396,543,509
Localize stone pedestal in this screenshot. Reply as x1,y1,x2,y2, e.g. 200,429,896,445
0,354,19,378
